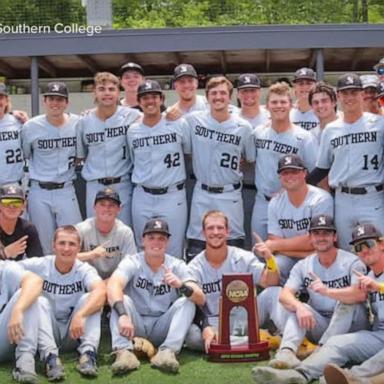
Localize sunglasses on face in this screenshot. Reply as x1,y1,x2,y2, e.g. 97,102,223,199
0,199,24,208
376,67,384,75
352,239,378,253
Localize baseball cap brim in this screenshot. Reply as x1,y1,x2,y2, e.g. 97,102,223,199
238,84,260,89
42,92,68,98
337,85,362,91
277,165,306,173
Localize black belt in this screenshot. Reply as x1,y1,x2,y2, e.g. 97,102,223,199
264,194,272,202
38,182,65,190
97,177,121,186
142,182,185,195
341,185,383,195
201,182,241,194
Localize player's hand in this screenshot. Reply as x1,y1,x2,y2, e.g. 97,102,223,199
162,265,182,288
4,235,28,259
69,312,86,339
165,106,182,121
91,241,110,259
118,314,135,339
8,308,24,344
308,272,328,296
252,232,273,260
202,326,217,354
296,304,316,330
353,269,380,293
12,110,29,123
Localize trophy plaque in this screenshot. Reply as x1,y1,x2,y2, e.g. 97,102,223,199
208,273,270,362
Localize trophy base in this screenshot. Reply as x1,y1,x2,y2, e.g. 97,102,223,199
208,341,270,363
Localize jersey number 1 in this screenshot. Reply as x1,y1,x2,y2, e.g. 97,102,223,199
362,154,379,170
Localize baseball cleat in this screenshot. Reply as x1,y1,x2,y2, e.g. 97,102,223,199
269,348,301,369
45,353,65,381
12,368,38,384
111,349,140,375
251,366,307,384
77,349,98,377
150,348,179,373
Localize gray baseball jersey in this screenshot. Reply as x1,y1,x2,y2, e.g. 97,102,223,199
188,246,264,320
285,250,366,316
176,94,208,115
317,112,384,188
0,114,24,184
290,107,320,131
369,271,384,331
75,217,137,279
112,252,194,317
20,256,101,322
22,114,79,182
76,106,141,180
268,185,334,238
0,260,26,311
237,107,270,129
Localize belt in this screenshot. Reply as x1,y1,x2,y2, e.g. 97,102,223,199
201,182,241,194
340,185,383,195
38,182,65,190
142,182,185,195
264,194,272,202
97,177,121,186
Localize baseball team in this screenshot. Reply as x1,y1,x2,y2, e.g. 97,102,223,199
0,57,384,384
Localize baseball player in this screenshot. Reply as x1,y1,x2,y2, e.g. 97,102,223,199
107,218,204,375
361,74,381,115
185,210,282,352
20,225,106,378
289,68,320,132
0,184,42,260
184,76,254,261
262,154,333,283
268,214,368,370
307,73,384,250
251,82,319,241
0,83,25,186
76,187,136,280
119,62,145,110
0,261,43,384
21,82,82,255
127,80,190,258
378,81,384,116
76,72,142,225
251,223,384,384
374,57,384,82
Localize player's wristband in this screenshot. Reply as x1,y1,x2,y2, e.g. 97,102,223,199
266,256,279,273
179,283,194,298
379,283,384,294
113,300,127,317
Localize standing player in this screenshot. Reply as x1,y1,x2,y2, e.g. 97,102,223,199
289,68,319,132
307,73,384,249
262,154,333,283
184,76,254,260
0,184,42,260
127,80,190,258
360,74,381,115
107,218,204,375
374,57,384,81
268,214,368,370
0,83,25,186
21,226,106,378
251,82,318,240
0,261,43,384
119,62,145,109
76,188,136,280
21,82,82,255
76,72,141,225
251,223,384,384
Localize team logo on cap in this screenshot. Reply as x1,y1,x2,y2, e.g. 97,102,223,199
346,76,354,85
299,69,307,76
243,76,251,83
318,216,326,226
284,156,293,165
144,82,152,90
51,84,60,92
154,220,162,229
180,65,187,73
356,225,365,236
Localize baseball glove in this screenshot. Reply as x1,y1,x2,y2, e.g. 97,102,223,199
132,337,156,360
297,337,317,360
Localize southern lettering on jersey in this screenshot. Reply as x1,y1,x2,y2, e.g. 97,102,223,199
132,132,177,149
202,279,222,294
85,125,130,143
195,125,241,146
303,275,350,289
37,137,76,149
292,121,318,131
278,217,311,231
255,138,299,155
330,131,377,149
369,291,384,303
135,276,171,296
0,131,19,141
42,280,83,294
89,244,120,258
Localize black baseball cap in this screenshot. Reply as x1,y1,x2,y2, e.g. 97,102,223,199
42,82,69,98
0,83,8,96
293,68,316,82
120,62,144,76
337,73,362,91
95,187,121,205
0,184,25,200
309,215,336,232
350,223,382,245
137,80,163,96
277,154,306,174
143,218,171,237
377,81,384,98
237,74,261,89
173,64,198,80
360,75,379,90
374,57,384,71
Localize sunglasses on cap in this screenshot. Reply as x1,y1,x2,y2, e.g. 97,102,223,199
352,239,378,253
376,67,384,76
0,198,24,208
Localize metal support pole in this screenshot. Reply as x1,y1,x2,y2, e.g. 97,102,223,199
31,56,39,116
315,48,324,81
